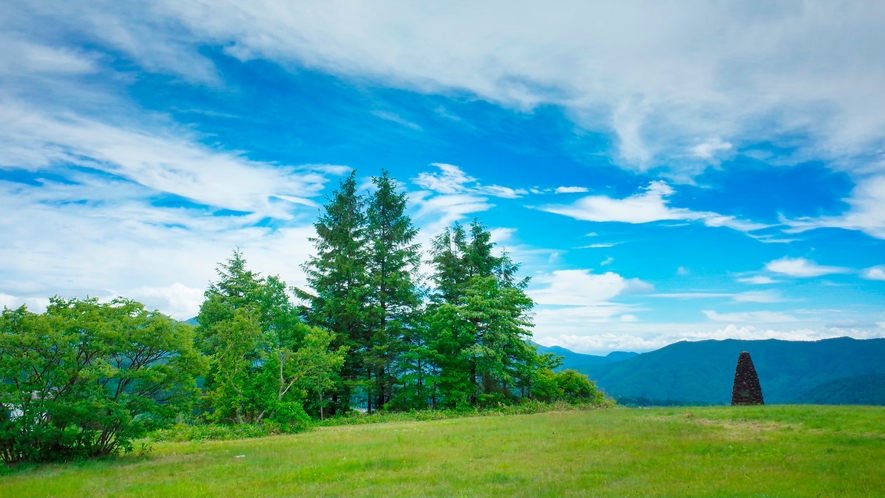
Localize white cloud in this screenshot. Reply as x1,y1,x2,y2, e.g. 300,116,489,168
475,185,528,199
731,290,784,303
650,293,731,299
703,310,797,323
537,181,767,233
738,275,778,284
528,269,651,340
861,267,885,281
20,0,884,180
413,163,476,194
409,163,534,236
692,137,732,159
413,163,526,199
600,257,614,266
555,186,589,194
0,35,98,75
534,323,872,355
409,190,494,235
529,269,651,306
577,243,618,249
0,103,328,218
370,110,421,130
0,293,51,313
765,257,850,277
488,227,517,245
127,283,205,319
0,171,322,320
649,290,783,303
784,175,885,240
539,181,687,223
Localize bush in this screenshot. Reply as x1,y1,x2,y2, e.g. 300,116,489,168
0,298,207,464
149,420,308,442
533,369,605,404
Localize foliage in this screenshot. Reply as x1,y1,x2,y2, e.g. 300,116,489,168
425,220,540,408
295,171,371,414
149,421,300,442
364,170,423,412
198,252,346,426
0,298,206,464
0,171,614,468
532,368,606,404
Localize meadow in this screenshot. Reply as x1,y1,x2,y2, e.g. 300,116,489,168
1,405,883,497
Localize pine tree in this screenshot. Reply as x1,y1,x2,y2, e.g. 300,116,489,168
426,219,538,407
364,170,422,410
295,171,371,414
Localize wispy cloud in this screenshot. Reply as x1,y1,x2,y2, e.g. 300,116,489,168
414,163,527,199
41,0,883,179
536,323,845,355
537,181,768,233
861,267,885,281
765,257,850,278
371,110,422,130
692,137,732,160
649,290,783,303
555,186,588,194
737,275,778,285
703,310,797,323
529,269,652,306
784,175,885,240
577,243,619,249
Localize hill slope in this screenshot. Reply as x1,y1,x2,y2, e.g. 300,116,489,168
793,373,885,405
533,343,637,370
576,337,885,405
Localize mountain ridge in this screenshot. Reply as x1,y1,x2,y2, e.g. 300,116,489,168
572,337,885,405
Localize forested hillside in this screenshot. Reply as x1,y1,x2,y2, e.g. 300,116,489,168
576,337,885,405
793,374,885,405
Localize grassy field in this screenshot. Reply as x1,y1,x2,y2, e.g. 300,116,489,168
2,405,883,497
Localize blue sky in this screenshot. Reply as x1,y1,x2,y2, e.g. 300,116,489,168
1,1,884,353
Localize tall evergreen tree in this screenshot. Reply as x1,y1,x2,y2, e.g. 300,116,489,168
364,170,422,410
430,219,522,305
426,219,537,407
296,171,371,414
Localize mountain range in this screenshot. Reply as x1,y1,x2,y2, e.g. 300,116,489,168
538,337,885,406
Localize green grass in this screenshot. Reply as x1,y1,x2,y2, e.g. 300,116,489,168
2,405,884,497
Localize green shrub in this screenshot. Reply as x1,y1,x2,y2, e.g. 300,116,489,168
0,298,207,464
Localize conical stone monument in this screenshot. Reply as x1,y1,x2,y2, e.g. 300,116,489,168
731,351,764,406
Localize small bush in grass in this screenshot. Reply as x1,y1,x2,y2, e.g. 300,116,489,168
149,420,309,442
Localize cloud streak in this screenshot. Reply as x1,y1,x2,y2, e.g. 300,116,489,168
537,181,768,232
765,257,850,278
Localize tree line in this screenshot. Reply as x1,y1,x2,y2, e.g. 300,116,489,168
1,170,604,464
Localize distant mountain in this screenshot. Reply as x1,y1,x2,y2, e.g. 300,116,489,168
572,337,885,405
533,343,638,370
793,374,885,405
183,317,199,326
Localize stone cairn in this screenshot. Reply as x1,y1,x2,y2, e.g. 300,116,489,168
731,351,764,406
